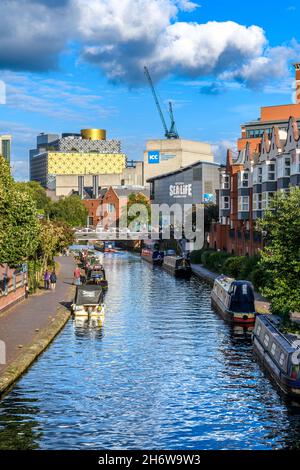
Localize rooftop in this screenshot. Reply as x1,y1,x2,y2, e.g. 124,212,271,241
147,160,221,182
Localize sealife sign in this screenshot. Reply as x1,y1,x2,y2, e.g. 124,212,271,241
169,182,192,198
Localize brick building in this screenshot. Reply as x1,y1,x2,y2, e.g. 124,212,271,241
210,63,300,256
83,186,150,229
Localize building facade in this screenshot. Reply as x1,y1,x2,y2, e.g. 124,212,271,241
29,129,143,196
83,186,150,229
210,63,300,256
0,134,12,163
237,64,300,154
210,117,300,255
144,138,214,184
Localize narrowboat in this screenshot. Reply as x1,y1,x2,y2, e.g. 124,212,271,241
253,314,300,399
94,242,105,252
86,265,108,290
162,254,192,278
72,285,105,328
211,276,256,324
141,242,164,266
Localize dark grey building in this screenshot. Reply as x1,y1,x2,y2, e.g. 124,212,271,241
148,161,220,206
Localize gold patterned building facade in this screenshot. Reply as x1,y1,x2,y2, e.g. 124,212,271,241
48,152,126,175
29,129,145,196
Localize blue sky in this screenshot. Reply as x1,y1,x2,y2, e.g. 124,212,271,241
0,0,299,180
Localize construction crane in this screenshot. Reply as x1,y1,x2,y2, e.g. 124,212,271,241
144,66,179,139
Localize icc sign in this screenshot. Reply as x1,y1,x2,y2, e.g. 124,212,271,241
148,151,160,164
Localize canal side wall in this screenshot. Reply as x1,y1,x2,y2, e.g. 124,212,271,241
0,296,74,398
191,264,216,286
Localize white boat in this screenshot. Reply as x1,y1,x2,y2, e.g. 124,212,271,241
72,285,105,328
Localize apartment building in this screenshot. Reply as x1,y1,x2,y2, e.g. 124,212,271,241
211,117,300,255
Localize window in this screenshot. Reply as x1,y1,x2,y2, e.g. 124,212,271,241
238,196,249,212
238,171,249,188
253,166,262,184
284,157,291,177
253,193,262,211
221,196,230,210
271,343,277,356
107,203,115,213
262,192,275,210
279,352,285,367
291,152,300,175
268,163,276,181
256,325,261,336
263,162,276,181
221,174,230,189
264,334,270,347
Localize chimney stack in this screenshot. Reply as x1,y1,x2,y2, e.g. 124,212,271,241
294,63,300,104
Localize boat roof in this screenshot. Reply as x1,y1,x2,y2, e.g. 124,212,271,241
215,276,253,290
257,314,299,353
75,285,103,305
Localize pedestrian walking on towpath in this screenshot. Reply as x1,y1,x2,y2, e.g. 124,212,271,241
50,270,57,290
73,266,81,286
43,270,50,290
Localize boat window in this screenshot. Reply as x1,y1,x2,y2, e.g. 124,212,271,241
229,283,255,313
279,352,285,366
271,343,276,356
264,334,270,347
256,324,261,336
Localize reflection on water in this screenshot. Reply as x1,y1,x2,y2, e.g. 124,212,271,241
0,253,300,450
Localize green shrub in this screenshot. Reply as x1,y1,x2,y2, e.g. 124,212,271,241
205,251,231,273
201,249,214,266
190,249,203,264
223,256,247,278
239,254,260,279
250,265,269,291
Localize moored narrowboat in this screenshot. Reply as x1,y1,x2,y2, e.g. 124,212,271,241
253,314,300,399
72,285,105,328
211,276,256,324
86,265,108,290
141,242,164,266
162,255,192,278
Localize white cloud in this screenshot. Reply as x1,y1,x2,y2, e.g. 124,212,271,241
0,71,116,121
175,0,200,12
0,0,298,90
212,139,238,164
220,45,299,88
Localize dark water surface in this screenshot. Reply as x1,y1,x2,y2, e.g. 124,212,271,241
1,253,300,450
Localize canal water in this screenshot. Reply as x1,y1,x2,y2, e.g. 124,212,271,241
0,253,300,450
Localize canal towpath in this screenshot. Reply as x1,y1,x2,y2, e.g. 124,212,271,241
0,255,75,396
191,263,270,314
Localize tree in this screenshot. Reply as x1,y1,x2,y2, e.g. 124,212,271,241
49,195,88,227
0,157,40,267
16,181,51,214
258,187,300,319
204,203,218,233
122,193,151,229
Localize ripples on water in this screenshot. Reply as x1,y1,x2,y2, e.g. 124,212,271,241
1,253,300,450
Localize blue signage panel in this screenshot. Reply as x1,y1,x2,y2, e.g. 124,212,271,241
203,193,214,203
148,151,160,164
